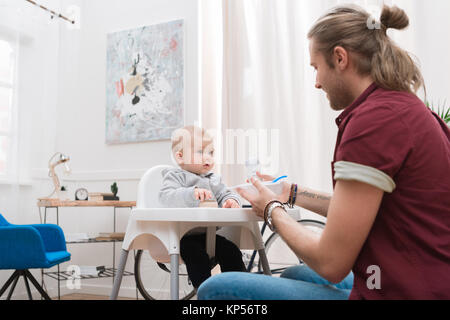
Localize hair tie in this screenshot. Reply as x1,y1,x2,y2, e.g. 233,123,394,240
366,15,382,30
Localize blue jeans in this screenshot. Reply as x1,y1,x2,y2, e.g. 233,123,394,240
197,264,354,300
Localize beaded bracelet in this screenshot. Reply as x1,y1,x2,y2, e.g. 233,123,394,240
286,184,298,208
287,184,294,207
290,184,298,208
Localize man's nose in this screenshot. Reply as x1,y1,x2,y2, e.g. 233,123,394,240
315,82,322,89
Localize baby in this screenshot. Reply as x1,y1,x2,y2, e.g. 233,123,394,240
159,125,246,289
159,125,240,208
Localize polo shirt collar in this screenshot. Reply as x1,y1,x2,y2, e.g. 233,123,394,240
335,82,378,126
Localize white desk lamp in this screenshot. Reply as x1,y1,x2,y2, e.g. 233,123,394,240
41,152,71,200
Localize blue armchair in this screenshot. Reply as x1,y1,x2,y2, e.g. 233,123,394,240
0,213,71,300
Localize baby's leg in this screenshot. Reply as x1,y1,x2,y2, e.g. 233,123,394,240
214,235,246,273
180,234,211,288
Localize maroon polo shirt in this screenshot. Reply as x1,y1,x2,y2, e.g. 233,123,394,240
332,83,450,300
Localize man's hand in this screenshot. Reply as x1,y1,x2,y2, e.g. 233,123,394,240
222,198,241,208
246,172,291,204
237,177,278,217
194,188,213,201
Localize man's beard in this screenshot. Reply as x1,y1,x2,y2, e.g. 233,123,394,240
326,77,355,111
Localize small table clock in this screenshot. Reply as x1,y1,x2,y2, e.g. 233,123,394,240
75,188,89,201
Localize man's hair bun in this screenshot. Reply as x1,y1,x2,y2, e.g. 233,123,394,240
380,5,409,30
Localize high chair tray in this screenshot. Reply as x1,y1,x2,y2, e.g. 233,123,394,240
131,207,301,222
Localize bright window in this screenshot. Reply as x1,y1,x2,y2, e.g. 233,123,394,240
0,39,14,177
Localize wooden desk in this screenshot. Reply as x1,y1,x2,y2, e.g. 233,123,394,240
37,199,136,226
37,199,136,299
37,199,136,208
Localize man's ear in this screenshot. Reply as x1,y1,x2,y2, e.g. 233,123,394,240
333,46,349,71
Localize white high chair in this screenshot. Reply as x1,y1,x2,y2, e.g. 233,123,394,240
109,165,276,300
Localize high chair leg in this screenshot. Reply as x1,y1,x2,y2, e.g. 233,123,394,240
170,254,179,300
258,249,272,276
110,249,129,300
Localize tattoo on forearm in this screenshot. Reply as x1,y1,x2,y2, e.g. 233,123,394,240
298,190,331,201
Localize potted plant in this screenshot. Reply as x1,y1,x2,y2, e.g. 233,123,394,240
59,185,70,200
426,100,450,126
110,182,119,200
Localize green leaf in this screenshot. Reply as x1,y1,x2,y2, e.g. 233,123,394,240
426,99,450,124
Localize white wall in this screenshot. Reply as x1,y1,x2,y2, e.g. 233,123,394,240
390,0,450,103
0,0,64,299
56,0,199,176
1,0,200,299
56,0,194,174
2,0,449,300
49,0,199,298
412,0,450,103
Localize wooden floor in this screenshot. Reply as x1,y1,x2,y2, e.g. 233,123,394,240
58,266,222,300
60,293,198,300
60,293,137,300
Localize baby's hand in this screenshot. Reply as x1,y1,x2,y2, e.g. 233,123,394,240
194,188,213,201
222,199,241,208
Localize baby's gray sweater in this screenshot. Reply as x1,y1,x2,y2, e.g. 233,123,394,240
158,167,241,208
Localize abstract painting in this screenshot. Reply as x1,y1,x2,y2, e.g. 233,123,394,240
106,20,184,144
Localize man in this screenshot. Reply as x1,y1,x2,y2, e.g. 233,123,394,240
198,4,450,300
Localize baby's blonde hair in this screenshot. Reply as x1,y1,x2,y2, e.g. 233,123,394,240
171,125,213,154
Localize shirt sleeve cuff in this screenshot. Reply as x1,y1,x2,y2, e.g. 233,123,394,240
334,161,396,193
184,186,200,206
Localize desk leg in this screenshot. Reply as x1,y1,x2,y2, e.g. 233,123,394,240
170,254,179,300
110,249,129,300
